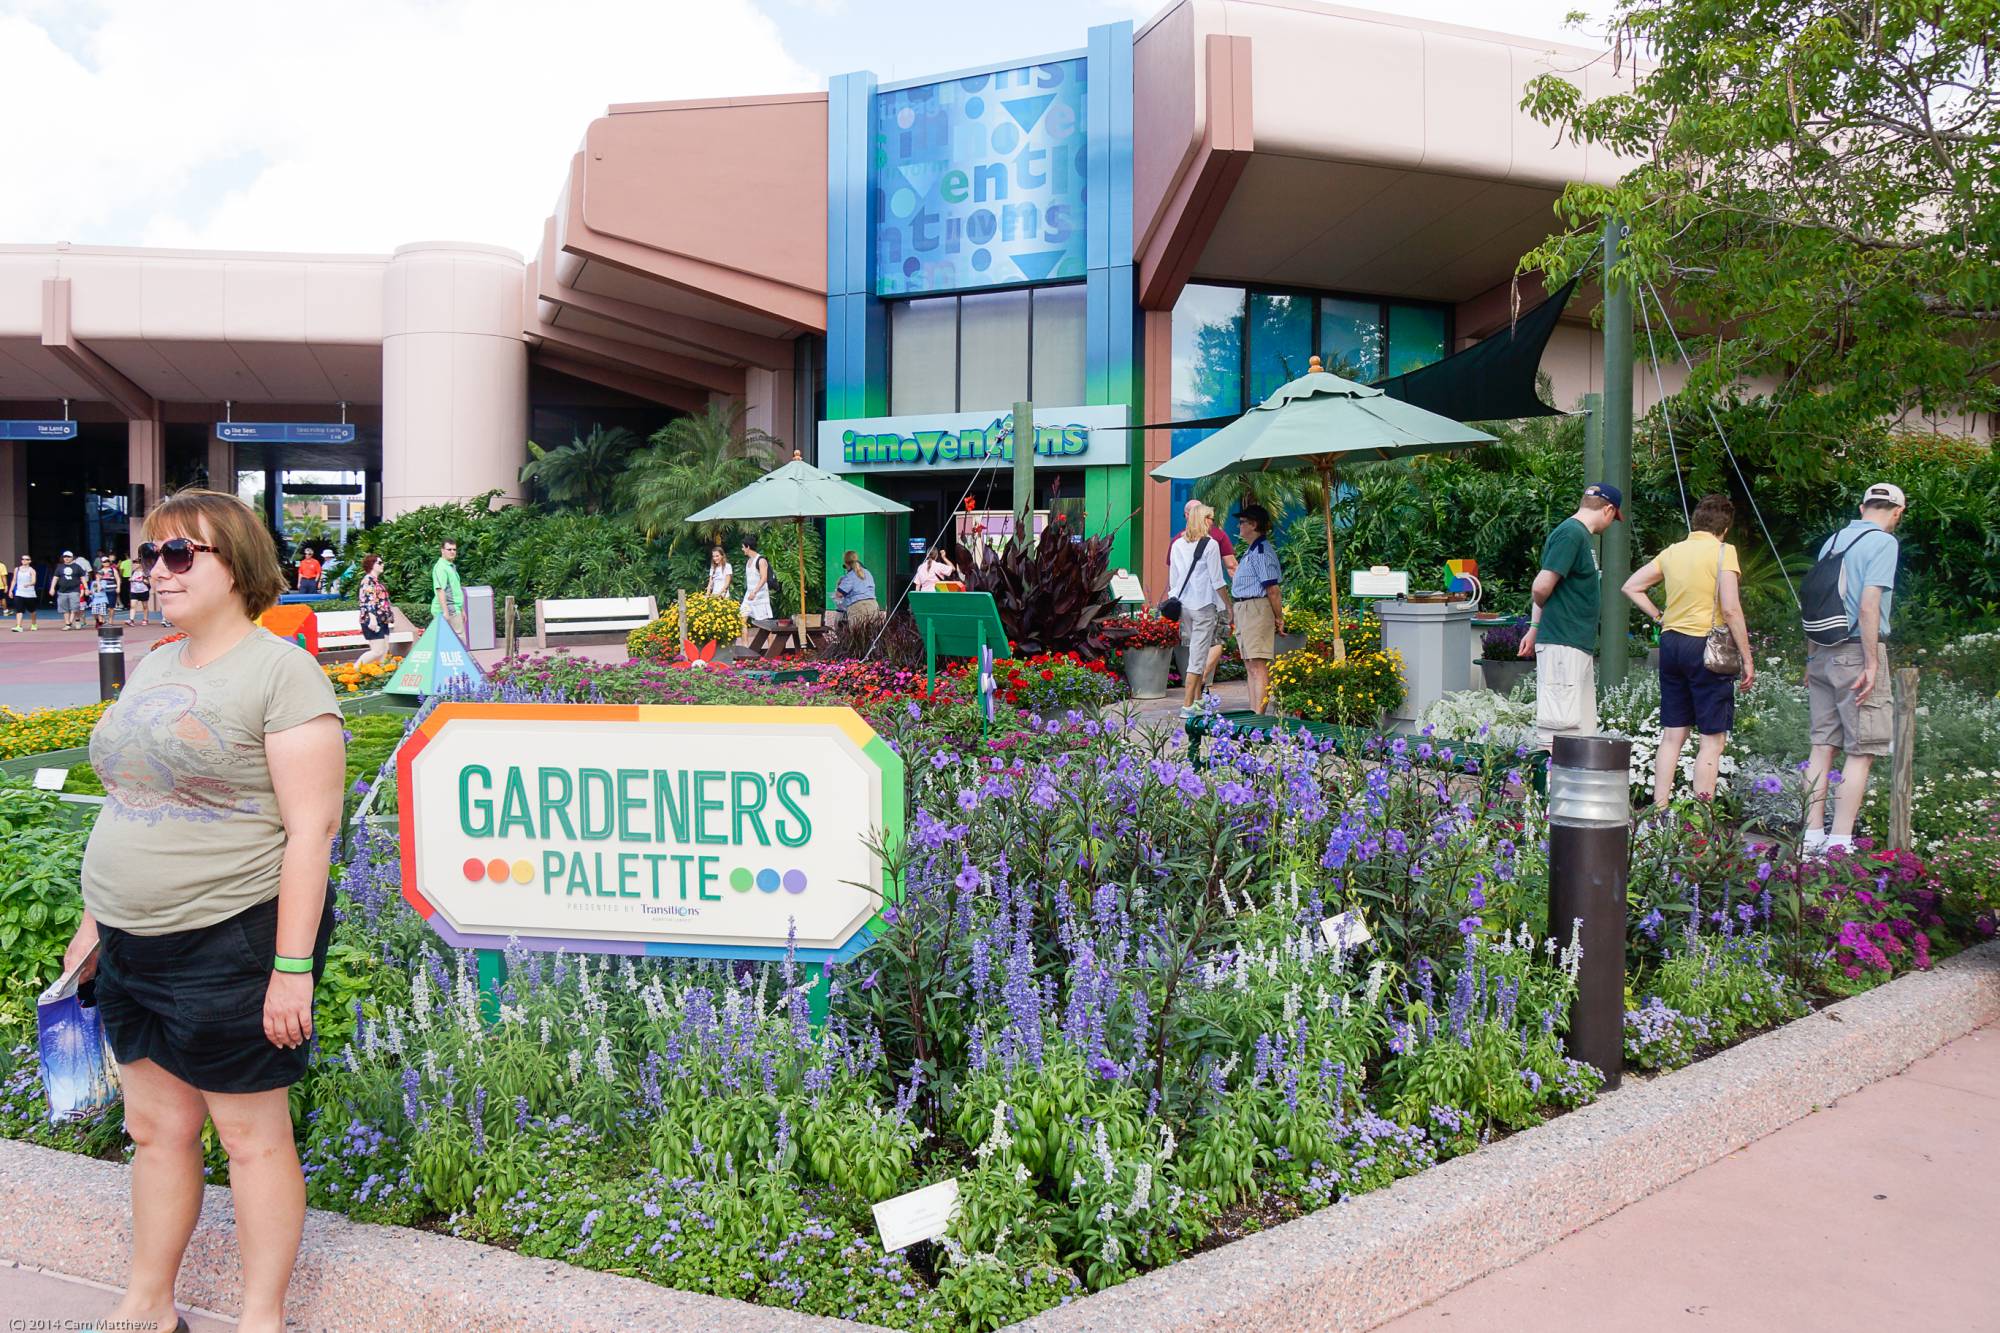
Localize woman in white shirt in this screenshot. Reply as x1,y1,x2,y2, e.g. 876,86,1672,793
1167,504,1231,718
705,546,733,599
739,537,773,622
10,555,38,632
913,548,959,592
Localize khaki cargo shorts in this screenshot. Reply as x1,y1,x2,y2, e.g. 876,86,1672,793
1806,641,1893,757
1181,601,1226,675
1535,642,1599,750
1234,596,1276,660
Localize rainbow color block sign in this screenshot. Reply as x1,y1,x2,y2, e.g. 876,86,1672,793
397,703,904,964
1446,559,1481,605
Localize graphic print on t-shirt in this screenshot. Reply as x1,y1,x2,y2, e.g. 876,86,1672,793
89,682,262,824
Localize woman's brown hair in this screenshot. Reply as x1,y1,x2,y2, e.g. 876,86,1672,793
1690,492,1735,536
360,553,381,575
140,488,289,618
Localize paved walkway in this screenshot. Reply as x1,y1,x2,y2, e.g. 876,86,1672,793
1379,1023,2000,1332
0,614,181,710
1,1260,235,1330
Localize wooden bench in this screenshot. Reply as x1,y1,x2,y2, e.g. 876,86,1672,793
534,594,659,648
315,610,415,657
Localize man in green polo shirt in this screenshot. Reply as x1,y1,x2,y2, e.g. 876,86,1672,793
1518,483,1622,748
432,539,466,642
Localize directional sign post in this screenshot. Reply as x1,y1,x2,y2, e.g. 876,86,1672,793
214,422,357,445
0,421,79,441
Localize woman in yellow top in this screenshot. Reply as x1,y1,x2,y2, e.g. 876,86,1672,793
62,488,345,1333
1620,492,1756,807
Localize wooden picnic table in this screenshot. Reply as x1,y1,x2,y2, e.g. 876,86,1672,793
743,616,826,658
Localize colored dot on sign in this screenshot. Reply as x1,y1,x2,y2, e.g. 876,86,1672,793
512,859,534,884
730,867,754,893
756,868,781,893
462,857,485,881
486,858,509,882
783,869,807,894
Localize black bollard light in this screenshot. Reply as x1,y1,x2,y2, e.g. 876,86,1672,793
1546,732,1632,1090
97,624,127,700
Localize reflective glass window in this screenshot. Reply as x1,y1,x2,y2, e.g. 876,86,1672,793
1247,292,1313,404
889,297,958,414
1319,298,1383,382
957,289,1031,412
1168,284,1246,535
1029,284,1087,405
1386,303,1448,377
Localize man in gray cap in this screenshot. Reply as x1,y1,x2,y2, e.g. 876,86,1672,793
1801,482,1906,854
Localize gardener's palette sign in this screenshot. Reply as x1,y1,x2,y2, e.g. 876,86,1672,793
398,704,904,964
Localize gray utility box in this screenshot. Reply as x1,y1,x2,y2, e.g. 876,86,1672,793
461,584,497,651
1375,598,1475,727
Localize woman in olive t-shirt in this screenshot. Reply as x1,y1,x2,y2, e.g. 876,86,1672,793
61,488,345,1333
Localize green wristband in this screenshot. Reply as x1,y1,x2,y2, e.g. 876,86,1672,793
272,954,313,974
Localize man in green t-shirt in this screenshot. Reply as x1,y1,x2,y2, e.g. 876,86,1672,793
431,539,466,643
1519,484,1622,748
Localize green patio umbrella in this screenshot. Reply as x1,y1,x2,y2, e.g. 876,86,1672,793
684,451,911,624
1150,356,1496,660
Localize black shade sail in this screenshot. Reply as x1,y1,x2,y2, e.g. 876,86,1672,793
1372,277,1577,421
1110,277,1578,432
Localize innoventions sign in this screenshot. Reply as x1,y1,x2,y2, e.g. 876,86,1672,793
817,403,1128,475
397,703,904,964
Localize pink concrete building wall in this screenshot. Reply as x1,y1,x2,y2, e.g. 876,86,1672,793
382,242,530,514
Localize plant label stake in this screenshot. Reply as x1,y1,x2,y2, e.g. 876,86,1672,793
872,1178,959,1253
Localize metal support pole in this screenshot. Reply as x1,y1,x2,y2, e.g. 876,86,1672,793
1889,667,1919,849
1581,391,1604,568
474,948,508,1025
1599,217,1634,688
1011,400,1034,544
97,624,127,700
1546,733,1631,1089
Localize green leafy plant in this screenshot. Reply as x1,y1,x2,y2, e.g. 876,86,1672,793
519,426,643,515
964,530,1119,657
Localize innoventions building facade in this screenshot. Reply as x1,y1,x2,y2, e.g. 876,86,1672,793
9,0,1903,599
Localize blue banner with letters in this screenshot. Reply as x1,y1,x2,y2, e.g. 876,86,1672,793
0,420,78,441
215,422,356,444
873,58,1087,295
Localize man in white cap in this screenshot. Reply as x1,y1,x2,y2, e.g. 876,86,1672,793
1802,482,1906,853
49,549,90,630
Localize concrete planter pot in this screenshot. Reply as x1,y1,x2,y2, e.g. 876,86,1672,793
1479,657,1534,696
1123,645,1173,699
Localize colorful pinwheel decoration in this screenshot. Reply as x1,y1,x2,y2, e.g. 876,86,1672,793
1446,559,1481,608
677,638,718,670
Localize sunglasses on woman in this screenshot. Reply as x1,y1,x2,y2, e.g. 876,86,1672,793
137,538,220,575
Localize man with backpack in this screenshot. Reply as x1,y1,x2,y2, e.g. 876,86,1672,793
1800,482,1906,854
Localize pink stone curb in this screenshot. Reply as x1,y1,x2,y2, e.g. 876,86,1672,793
2,942,1993,1332
0,1143,879,1332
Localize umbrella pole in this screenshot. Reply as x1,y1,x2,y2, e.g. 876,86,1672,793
1320,460,1345,663
796,517,807,639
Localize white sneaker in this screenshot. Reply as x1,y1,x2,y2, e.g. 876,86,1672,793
1823,835,1855,856
1802,828,1828,855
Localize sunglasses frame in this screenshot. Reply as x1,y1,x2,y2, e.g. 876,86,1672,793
138,538,221,575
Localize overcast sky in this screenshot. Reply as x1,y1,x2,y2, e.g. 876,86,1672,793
1,0,1599,259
